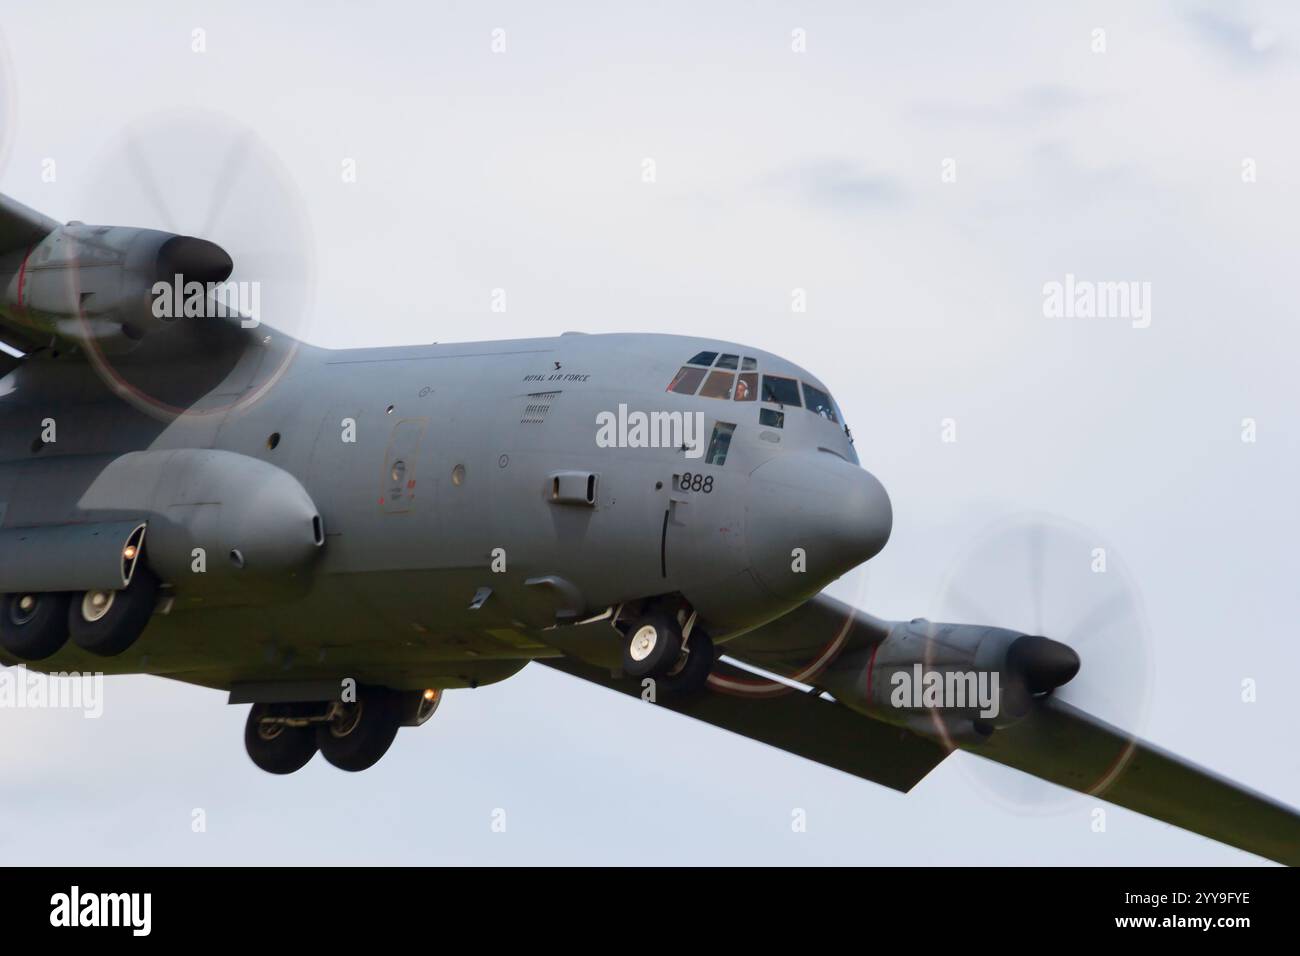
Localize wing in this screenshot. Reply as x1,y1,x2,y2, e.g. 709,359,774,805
0,344,21,380
543,655,948,793
974,696,1300,865
541,594,949,793
547,592,1300,864
0,193,59,252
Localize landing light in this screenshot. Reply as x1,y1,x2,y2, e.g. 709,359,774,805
423,689,438,702
123,545,138,560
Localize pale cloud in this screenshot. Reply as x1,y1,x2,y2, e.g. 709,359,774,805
767,158,907,211
1182,7,1286,64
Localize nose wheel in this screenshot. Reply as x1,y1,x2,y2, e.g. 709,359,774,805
659,628,715,697
622,613,682,679
621,607,716,697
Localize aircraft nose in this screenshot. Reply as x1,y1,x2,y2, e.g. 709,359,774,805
744,452,893,597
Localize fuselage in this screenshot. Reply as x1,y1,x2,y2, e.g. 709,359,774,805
0,332,891,691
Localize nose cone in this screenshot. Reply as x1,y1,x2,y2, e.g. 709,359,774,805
745,453,892,597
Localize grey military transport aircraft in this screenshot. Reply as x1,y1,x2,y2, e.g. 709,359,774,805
0,190,1296,865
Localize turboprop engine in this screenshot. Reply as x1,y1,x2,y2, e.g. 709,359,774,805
819,618,1081,743
0,222,237,353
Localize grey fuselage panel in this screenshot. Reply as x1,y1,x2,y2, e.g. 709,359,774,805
0,332,875,691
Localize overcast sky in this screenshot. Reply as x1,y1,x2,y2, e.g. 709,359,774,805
1,1,1297,864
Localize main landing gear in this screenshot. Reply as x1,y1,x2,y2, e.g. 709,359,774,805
69,567,161,657
244,686,442,775
620,602,715,697
0,592,72,661
0,567,161,662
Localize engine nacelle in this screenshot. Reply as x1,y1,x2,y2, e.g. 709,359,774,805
820,619,1080,742
1,223,233,353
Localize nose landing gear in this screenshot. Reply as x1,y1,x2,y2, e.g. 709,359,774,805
619,603,715,697
622,613,683,679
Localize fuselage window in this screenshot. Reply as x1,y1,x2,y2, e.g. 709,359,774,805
698,370,735,400
688,351,718,366
761,375,801,407
759,408,784,429
715,353,739,370
668,366,708,395
802,383,839,423
705,422,736,465
734,372,758,401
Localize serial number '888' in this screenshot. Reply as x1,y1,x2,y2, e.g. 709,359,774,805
676,473,714,494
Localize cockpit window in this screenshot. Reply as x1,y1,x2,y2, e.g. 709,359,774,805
734,372,757,401
667,366,707,395
698,370,735,400
669,353,762,394
705,422,735,465
761,375,801,407
802,383,839,423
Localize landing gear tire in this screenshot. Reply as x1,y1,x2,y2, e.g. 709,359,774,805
245,704,319,775
317,687,401,772
622,613,683,680
69,566,160,657
658,629,716,698
0,592,72,661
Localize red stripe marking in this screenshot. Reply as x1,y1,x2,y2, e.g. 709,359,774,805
15,246,31,320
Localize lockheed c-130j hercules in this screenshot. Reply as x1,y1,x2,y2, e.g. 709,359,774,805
0,189,1297,865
